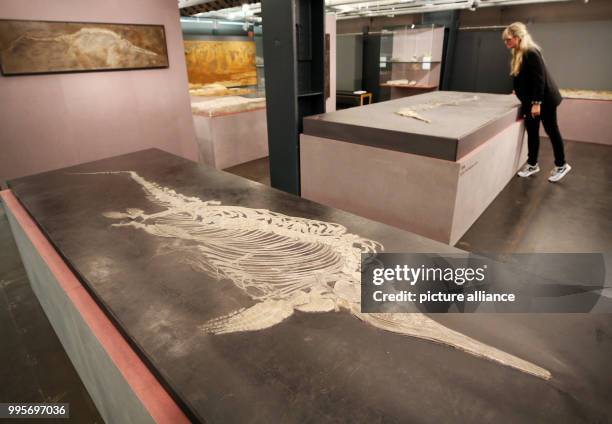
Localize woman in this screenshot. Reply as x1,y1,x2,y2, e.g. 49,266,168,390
503,22,571,182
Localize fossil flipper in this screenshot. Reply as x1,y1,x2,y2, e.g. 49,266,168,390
355,311,551,380
201,299,295,335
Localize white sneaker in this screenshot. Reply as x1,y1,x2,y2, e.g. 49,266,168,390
548,163,571,182
517,163,540,178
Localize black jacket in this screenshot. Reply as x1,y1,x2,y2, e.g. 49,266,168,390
513,48,562,110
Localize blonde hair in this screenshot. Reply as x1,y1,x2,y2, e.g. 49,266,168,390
503,22,540,76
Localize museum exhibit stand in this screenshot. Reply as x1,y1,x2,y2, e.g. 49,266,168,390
301,91,527,245
379,25,444,100
190,94,269,169
183,29,268,170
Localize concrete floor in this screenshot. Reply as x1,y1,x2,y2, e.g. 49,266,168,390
224,157,271,186
0,139,609,422
458,139,612,253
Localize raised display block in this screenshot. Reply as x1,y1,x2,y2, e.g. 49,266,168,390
301,91,526,245
191,96,268,169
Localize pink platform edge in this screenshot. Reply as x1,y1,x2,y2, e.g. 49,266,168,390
1,190,190,424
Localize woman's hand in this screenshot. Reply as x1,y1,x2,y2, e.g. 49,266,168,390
531,103,541,118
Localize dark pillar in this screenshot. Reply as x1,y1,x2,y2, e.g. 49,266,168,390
261,0,325,195
362,29,384,103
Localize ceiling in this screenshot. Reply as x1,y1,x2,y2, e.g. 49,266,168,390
178,0,573,20
179,0,259,17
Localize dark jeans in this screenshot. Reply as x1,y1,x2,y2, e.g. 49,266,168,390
523,104,566,167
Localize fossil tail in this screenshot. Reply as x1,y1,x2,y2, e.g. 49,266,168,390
354,311,551,380
69,171,204,210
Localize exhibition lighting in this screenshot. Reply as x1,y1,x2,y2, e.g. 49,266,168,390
328,0,469,17
189,3,262,20
180,17,213,23
333,1,472,19
329,0,573,19
179,0,573,18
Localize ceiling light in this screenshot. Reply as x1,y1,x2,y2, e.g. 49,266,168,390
334,4,354,12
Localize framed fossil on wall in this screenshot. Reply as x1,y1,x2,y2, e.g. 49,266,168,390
0,19,169,76
184,40,256,86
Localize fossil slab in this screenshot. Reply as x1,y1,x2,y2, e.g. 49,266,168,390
184,40,256,87
0,20,168,75
9,149,610,423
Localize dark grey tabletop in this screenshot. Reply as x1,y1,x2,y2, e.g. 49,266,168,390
303,91,522,160
7,149,611,423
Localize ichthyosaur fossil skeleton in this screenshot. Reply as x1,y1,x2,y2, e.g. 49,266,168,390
76,171,550,380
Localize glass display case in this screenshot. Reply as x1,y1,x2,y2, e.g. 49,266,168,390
379,25,445,99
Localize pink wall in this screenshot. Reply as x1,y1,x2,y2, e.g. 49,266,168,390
0,0,197,185
540,99,612,146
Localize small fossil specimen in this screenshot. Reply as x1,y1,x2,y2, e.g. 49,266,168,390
396,95,480,123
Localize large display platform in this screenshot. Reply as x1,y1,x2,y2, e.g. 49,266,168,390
301,91,527,244
4,149,612,423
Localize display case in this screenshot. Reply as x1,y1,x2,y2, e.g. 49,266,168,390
379,25,444,99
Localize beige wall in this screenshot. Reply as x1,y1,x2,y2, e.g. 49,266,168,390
0,0,197,186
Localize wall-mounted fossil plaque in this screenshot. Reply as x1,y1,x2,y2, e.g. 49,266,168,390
0,19,169,76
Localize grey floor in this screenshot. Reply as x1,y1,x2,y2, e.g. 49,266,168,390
0,139,610,423
225,157,271,186
458,139,612,253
